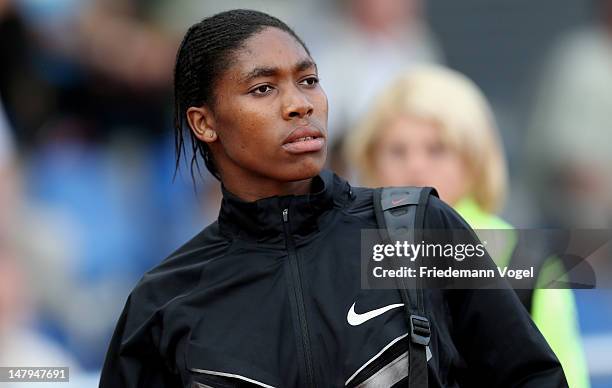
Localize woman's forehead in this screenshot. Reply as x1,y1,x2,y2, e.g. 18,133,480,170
229,27,313,79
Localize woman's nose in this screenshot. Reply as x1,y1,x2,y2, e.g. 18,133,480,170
282,88,314,120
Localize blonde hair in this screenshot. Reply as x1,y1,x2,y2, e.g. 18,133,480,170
345,65,508,213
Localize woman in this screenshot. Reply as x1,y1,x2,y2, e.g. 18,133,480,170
346,65,587,388
100,10,566,387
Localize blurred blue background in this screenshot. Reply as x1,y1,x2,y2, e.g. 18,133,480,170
0,0,610,386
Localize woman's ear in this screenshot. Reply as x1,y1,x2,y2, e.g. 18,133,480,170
186,106,218,143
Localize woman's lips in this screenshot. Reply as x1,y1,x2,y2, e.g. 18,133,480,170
282,136,325,154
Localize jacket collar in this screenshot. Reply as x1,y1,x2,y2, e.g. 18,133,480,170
218,170,352,241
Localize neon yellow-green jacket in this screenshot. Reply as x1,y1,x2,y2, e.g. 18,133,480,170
455,197,590,388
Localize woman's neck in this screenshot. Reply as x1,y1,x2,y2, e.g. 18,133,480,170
221,173,313,202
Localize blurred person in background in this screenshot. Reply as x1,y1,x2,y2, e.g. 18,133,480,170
0,99,17,234
0,245,79,370
0,0,176,146
0,98,83,375
315,0,443,144
526,1,612,383
0,0,217,372
345,65,590,388
526,0,612,228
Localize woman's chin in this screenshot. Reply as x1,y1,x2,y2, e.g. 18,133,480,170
275,162,324,183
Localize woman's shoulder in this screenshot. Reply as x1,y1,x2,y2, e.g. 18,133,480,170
153,221,231,273
420,192,474,230
344,184,466,230
103,223,235,355
127,221,233,316
344,185,375,213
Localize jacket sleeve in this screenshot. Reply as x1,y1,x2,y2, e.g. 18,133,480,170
98,295,181,388
424,196,569,388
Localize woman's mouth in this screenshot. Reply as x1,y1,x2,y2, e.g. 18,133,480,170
282,126,325,154
282,136,325,154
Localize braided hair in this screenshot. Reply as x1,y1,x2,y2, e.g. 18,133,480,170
173,9,310,182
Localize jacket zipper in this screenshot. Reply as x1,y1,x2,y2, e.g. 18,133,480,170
282,208,316,387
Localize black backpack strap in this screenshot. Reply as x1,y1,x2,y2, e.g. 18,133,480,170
373,186,438,388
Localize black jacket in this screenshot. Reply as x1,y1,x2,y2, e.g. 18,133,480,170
99,170,567,387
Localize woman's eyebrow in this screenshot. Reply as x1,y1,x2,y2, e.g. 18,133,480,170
295,59,317,73
239,59,317,84
240,66,277,84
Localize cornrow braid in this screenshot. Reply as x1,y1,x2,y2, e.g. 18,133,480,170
173,9,310,183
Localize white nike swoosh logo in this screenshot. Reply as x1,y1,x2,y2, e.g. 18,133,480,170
347,302,405,326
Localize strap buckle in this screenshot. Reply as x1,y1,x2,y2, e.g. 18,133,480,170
410,315,431,346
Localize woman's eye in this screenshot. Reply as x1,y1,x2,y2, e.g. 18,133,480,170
428,143,447,157
388,144,406,159
250,85,273,95
300,77,319,87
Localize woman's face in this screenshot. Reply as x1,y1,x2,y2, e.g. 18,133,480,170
372,115,471,206
204,27,328,183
